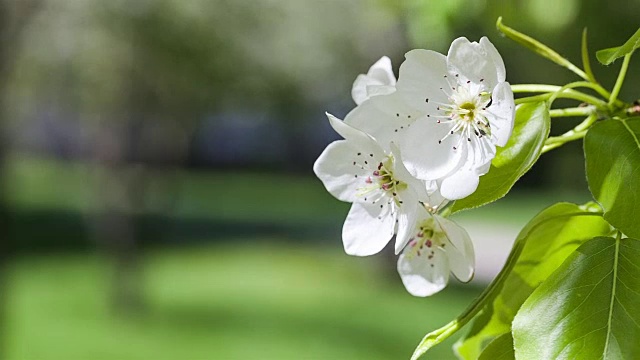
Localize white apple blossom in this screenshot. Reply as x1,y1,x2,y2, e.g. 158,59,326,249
397,206,474,297
344,37,515,201
313,113,436,256
351,56,396,105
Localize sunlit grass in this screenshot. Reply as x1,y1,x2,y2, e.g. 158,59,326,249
8,241,482,360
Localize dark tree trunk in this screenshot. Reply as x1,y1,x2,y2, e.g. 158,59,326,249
90,127,147,315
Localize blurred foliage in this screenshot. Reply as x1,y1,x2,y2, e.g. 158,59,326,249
5,154,591,251
3,0,638,184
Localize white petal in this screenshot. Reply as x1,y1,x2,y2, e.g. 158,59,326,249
440,165,480,200
351,56,396,105
447,37,505,89
425,180,447,209
343,91,423,149
400,119,467,180
313,140,366,202
434,215,475,282
487,82,515,147
396,49,449,110
367,56,396,86
326,113,385,157
394,197,419,254
352,74,374,105
342,202,395,256
388,142,430,202
397,247,449,297
480,37,506,83
366,84,395,98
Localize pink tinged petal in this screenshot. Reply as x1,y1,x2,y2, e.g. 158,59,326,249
326,113,385,158
396,49,450,110
394,195,419,254
440,166,481,200
342,202,395,256
343,92,422,149
313,140,367,202
447,37,504,89
351,56,396,105
434,215,475,282
488,82,515,147
397,247,449,297
400,119,467,181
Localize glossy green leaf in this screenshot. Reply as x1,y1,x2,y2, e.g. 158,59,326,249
452,102,550,213
455,202,610,359
513,236,640,359
478,333,514,360
596,28,640,65
585,118,640,239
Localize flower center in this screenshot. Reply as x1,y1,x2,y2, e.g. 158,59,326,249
458,102,476,121
435,81,493,149
356,155,407,206
405,217,446,264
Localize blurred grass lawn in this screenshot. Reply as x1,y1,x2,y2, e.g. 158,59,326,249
8,242,482,360
4,154,592,359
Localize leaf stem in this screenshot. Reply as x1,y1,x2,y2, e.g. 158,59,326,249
540,114,597,154
497,17,589,81
541,142,562,154
549,107,594,118
548,81,608,108
545,129,588,145
609,53,632,106
511,84,569,93
581,28,597,84
511,81,607,107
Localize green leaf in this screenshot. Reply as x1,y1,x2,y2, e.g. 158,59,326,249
596,28,640,65
478,333,514,360
585,117,640,239
452,101,550,213
455,202,610,359
513,236,640,359
496,17,589,80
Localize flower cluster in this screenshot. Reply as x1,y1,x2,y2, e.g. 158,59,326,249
314,37,515,296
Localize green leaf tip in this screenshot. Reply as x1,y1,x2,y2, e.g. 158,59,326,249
496,17,589,80
596,27,640,65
